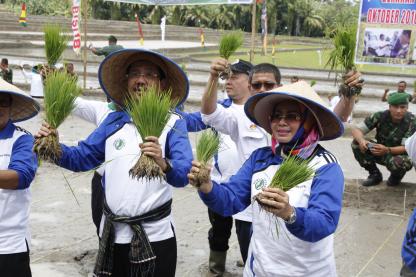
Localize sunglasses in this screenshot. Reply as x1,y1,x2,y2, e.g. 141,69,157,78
271,112,302,122
251,82,277,91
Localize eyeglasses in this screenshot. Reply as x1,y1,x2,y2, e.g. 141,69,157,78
271,112,302,123
127,71,160,80
251,82,277,91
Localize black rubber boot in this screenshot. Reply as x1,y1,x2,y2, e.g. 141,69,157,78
362,165,383,187
386,173,404,187
207,250,226,277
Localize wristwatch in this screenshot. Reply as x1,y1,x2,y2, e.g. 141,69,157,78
284,207,297,225
163,158,172,173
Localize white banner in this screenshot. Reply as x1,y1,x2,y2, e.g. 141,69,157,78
72,0,82,55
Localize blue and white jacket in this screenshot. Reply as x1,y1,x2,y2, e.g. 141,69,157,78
0,121,37,254
402,209,416,272
177,99,249,221
57,111,193,243
199,145,344,277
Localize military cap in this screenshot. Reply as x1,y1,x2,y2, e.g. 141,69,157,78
388,92,409,105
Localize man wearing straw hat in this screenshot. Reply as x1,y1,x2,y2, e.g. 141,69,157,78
189,81,345,276
351,92,415,187
37,49,192,277
0,78,39,277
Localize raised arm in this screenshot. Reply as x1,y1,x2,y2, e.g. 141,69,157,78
201,58,228,115
333,70,363,122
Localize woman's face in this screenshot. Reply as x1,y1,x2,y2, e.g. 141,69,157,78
270,100,303,143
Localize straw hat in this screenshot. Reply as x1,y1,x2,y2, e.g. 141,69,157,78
98,49,189,107
0,78,40,122
244,81,344,140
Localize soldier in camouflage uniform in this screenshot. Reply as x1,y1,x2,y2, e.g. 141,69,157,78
351,92,416,186
0,58,13,84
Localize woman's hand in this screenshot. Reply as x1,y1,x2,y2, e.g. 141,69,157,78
187,161,213,194
257,187,293,220
140,136,168,172
35,122,55,138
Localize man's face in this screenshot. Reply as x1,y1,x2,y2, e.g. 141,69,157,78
400,33,410,45
398,82,406,92
66,64,74,73
225,72,250,101
127,61,165,96
389,104,408,122
0,94,11,130
250,72,279,95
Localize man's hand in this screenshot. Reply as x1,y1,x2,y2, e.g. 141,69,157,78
357,139,369,153
256,187,293,220
140,136,168,172
370,143,389,156
340,70,364,98
209,58,228,79
187,161,213,194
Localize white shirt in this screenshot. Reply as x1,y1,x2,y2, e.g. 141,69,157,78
73,98,113,175
99,115,179,243
202,104,270,222
0,127,31,254
22,69,44,98
405,132,416,167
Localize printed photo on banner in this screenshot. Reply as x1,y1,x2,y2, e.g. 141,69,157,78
355,0,416,66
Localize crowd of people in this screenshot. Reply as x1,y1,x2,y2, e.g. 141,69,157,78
1,36,416,277
363,30,411,59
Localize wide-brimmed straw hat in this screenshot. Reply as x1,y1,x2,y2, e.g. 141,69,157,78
0,78,40,122
98,49,189,107
244,81,344,140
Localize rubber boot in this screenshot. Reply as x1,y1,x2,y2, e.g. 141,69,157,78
386,173,404,187
207,250,227,277
362,165,383,187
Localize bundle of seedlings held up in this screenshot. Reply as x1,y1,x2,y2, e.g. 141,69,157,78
208,32,244,94
34,71,81,163
326,24,361,97
194,129,220,187
125,85,175,181
42,24,69,80
255,153,315,235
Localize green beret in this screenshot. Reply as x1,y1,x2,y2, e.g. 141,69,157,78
388,92,409,105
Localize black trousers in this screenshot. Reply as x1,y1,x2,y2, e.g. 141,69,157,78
0,248,31,277
91,171,104,235
208,208,233,252
207,209,252,264
112,236,177,277
235,219,252,264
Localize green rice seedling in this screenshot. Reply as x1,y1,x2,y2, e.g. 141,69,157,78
269,155,315,191
34,71,81,163
44,24,69,68
194,129,220,186
310,80,317,87
125,85,176,180
326,24,360,97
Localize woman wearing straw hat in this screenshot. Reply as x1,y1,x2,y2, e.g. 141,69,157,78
36,49,192,277
189,81,344,276
0,78,39,277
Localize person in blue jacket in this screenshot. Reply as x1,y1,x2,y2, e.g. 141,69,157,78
176,59,253,275
188,81,345,277
0,78,39,277
37,49,193,277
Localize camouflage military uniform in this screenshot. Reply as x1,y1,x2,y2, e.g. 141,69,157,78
352,110,416,177
0,68,13,84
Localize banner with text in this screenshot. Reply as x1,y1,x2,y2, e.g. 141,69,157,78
105,0,252,5
72,0,81,55
355,0,416,66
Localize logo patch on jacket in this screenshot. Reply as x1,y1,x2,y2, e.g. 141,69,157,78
253,178,267,190
113,138,126,150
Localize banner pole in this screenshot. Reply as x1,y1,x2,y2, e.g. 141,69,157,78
250,1,256,63
83,0,88,90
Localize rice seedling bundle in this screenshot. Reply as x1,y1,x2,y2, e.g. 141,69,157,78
194,129,220,186
125,85,175,180
218,31,244,79
42,24,69,81
34,71,81,163
326,24,360,97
